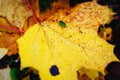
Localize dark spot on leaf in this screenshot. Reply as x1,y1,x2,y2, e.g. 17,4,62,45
50,65,60,76
79,30,83,33
68,35,72,38
106,34,110,38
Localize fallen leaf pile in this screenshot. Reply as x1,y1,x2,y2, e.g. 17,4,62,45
17,1,118,80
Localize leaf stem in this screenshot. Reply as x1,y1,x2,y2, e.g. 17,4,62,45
26,0,40,24
0,24,24,33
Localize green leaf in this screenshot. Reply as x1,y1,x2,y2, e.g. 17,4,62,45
59,20,66,27
10,68,19,80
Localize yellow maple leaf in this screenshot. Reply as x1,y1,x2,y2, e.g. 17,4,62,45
17,1,118,80
17,23,118,80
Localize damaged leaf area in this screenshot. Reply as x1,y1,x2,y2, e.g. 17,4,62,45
17,2,118,80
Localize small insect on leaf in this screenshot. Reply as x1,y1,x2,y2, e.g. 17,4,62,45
59,20,66,27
